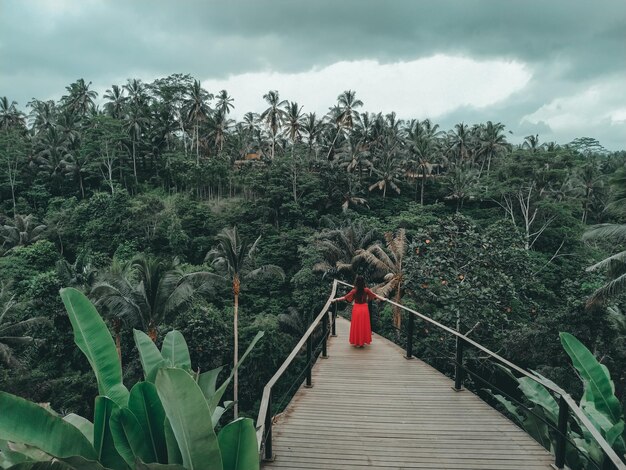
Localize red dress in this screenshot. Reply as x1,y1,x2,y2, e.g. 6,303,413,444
343,288,376,346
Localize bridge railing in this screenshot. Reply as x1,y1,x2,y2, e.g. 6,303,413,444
255,279,339,461
332,280,625,470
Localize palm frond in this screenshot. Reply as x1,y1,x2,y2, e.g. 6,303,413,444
583,224,626,242
588,272,626,304
586,250,626,272
245,265,285,281
0,336,34,346
373,279,396,298
0,343,20,368
0,317,48,336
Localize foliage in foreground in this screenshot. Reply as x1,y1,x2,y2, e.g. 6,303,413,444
0,288,261,470
492,333,625,469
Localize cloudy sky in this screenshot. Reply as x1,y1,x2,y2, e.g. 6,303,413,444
1,0,625,149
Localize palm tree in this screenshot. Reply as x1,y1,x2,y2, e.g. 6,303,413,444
215,90,234,115
584,224,626,305
28,99,56,135
448,123,472,165
260,91,287,159
335,138,372,181
326,90,363,159
283,101,305,151
582,162,626,304
31,127,71,185
123,106,147,185
61,79,97,117
355,229,407,330
301,112,324,159
103,85,126,119
313,222,378,278
92,254,212,358
569,162,605,224
369,136,403,202
445,163,477,211
0,97,26,131
205,226,285,418
183,80,212,164
407,119,442,204
523,134,541,153
209,110,234,155
477,121,509,177
1,215,47,252
0,282,46,368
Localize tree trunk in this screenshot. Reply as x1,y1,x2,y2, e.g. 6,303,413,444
132,139,138,185
233,290,239,419
196,123,200,165
114,318,122,366
393,286,402,330
79,172,85,199
326,126,342,160
148,324,157,343
420,172,425,205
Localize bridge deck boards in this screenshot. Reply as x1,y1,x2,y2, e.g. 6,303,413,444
262,316,555,470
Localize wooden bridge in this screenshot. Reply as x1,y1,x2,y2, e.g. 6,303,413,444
262,317,554,470
256,280,626,470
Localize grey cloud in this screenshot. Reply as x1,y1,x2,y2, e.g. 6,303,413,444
1,0,624,148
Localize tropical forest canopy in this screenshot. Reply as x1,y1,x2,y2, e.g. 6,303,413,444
0,75,625,432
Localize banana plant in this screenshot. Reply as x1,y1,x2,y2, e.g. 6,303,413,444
0,288,261,470
491,332,625,469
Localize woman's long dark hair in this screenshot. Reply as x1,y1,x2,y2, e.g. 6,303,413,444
355,275,366,303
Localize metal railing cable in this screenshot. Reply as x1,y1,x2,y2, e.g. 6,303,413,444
255,279,338,459
258,331,328,457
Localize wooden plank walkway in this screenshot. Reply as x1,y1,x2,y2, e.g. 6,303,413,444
263,316,555,470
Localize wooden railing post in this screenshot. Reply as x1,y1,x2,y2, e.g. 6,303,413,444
263,390,273,461
453,336,465,391
331,302,337,337
555,395,568,469
305,336,312,387
405,310,414,359
322,313,328,358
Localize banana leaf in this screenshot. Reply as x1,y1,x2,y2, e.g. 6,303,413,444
517,377,559,425
163,419,182,466
62,415,93,445
4,442,50,462
60,456,111,470
93,397,128,470
0,392,96,461
109,408,155,467
133,330,167,383
155,369,222,470
0,440,32,467
560,332,622,423
128,383,167,464
522,407,552,451
217,418,259,470
160,331,191,371
211,402,234,428
6,463,73,470
135,459,186,470
198,366,224,403
60,288,128,407
491,393,524,423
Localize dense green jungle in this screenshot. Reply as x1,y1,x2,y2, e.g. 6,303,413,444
0,75,625,468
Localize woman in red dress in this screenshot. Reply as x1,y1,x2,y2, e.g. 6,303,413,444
332,276,385,347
